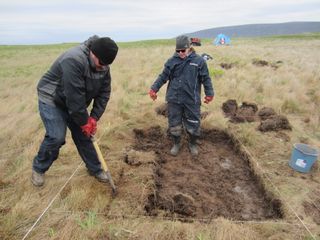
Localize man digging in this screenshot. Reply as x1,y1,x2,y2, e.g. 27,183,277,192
31,35,118,187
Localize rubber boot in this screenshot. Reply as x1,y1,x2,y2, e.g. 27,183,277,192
170,136,181,156
31,170,45,187
88,170,109,183
189,135,198,156
94,171,109,183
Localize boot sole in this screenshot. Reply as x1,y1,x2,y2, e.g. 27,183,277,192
31,178,44,187
95,177,109,183
170,152,179,156
189,145,198,156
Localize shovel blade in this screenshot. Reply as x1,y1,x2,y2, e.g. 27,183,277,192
106,171,117,195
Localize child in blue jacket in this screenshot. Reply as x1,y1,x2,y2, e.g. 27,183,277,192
149,35,214,156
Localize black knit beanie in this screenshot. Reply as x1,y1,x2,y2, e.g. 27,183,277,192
90,37,118,65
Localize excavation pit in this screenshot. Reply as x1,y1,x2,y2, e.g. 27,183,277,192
132,126,283,222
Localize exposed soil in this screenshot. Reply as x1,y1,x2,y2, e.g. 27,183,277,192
220,62,235,69
252,59,283,69
258,107,277,120
222,100,258,123
252,59,269,67
222,99,292,132
130,126,283,222
258,115,292,132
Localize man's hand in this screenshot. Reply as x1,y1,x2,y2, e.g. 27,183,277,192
149,89,157,101
81,117,97,137
204,96,214,104
88,117,97,135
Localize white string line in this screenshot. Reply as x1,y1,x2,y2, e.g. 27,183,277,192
22,161,83,240
233,134,317,240
21,126,111,240
50,209,310,227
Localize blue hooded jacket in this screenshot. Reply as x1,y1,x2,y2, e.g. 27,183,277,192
151,51,214,105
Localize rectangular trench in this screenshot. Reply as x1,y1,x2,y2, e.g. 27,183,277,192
132,126,283,222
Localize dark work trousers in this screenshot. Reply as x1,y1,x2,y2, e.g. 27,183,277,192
32,101,102,174
167,102,201,137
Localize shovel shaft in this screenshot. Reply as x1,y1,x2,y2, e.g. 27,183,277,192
92,140,109,172
91,137,116,193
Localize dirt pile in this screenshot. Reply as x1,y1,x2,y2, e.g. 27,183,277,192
220,63,235,69
222,100,258,123
222,99,292,132
252,59,283,70
129,126,283,221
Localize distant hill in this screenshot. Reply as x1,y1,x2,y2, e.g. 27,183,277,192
185,22,320,38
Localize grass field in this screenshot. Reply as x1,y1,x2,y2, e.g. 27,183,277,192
0,34,320,240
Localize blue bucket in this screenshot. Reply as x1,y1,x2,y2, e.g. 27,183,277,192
289,143,319,173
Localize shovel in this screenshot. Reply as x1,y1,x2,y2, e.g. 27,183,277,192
91,136,117,195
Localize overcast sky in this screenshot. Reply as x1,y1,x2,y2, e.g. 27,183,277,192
1,0,319,44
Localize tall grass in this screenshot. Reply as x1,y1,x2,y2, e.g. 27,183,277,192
0,35,320,239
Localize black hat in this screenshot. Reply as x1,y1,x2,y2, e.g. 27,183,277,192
90,37,118,65
176,35,190,50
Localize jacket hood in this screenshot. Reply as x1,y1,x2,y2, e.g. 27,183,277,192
83,35,100,48
79,35,100,55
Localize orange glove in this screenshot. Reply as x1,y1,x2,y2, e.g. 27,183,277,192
149,89,157,101
204,96,214,104
80,117,97,137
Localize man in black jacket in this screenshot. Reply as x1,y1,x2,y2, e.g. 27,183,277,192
31,35,118,187
149,35,214,157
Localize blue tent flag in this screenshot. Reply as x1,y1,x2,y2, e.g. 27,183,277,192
214,34,231,45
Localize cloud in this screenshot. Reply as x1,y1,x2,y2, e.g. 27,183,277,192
0,0,319,44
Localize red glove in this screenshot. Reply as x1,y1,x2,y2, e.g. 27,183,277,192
88,117,97,135
204,96,214,104
80,117,97,137
149,89,157,101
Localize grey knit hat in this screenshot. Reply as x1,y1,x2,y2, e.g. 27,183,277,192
176,35,190,49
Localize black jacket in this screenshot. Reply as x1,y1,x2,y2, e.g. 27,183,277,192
37,36,111,126
151,51,214,105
